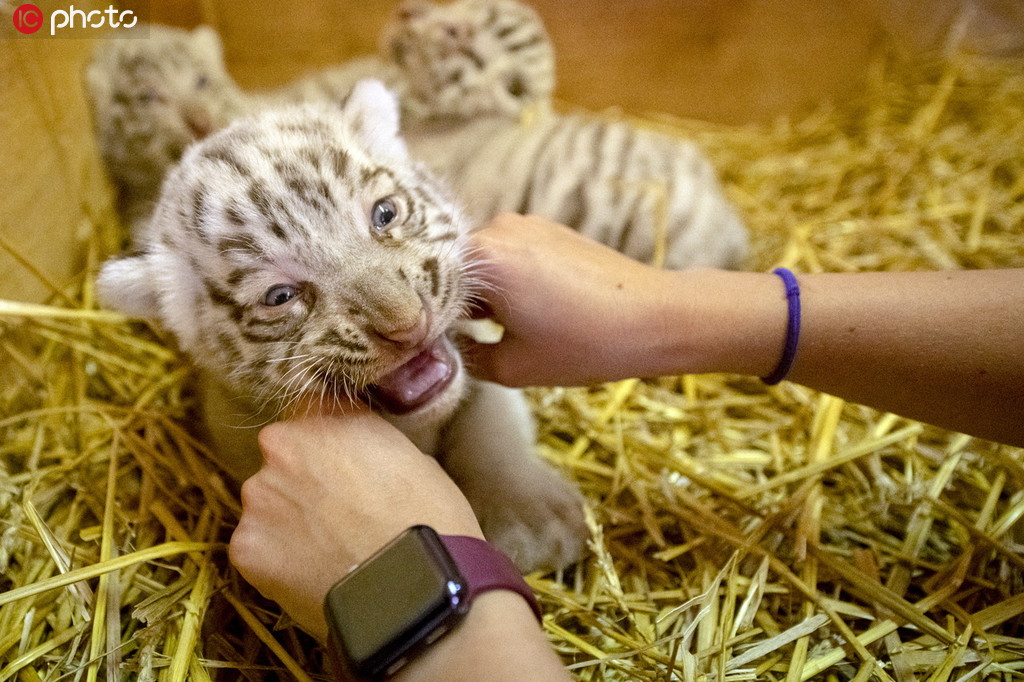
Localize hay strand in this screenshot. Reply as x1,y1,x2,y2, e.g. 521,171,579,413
0,543,222,608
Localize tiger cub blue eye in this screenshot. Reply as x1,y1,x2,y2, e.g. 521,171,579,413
371,197,398,234
264,284,298,306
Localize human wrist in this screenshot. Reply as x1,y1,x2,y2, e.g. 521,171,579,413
392,592,568,682
324,526,557,681
642,269,790,379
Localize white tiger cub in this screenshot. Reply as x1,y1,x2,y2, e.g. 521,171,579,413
386,0,750,269
84,25,251,227
382,0,555,120
96,80,588,573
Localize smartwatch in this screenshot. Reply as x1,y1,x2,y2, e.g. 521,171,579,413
323,525,542,680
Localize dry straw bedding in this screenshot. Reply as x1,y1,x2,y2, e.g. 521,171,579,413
2,54,1024,681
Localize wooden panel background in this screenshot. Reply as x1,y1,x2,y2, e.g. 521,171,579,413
158,0,890,125
0,0,120,306
2,0,1022,302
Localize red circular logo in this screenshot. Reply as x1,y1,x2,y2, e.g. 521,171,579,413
12,4,44,34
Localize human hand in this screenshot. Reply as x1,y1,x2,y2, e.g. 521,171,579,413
229,405,483,641
464,213,676,386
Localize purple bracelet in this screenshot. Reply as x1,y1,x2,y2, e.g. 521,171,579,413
761,268,801,385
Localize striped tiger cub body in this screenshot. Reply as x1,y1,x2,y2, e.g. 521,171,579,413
96,81,587,573
264,55,401,107
407,112,749,269
388,0,750,269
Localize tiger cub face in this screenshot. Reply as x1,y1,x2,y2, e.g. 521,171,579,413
97,80,476,421
383,0,555,120
85,24,249,200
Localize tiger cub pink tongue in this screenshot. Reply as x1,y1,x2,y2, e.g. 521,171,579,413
369,339,455,414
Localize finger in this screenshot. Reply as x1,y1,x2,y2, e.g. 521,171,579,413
461,338,535,388
460,339,501,384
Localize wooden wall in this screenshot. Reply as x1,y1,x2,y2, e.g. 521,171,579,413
0,1,120,305
150,0,890,125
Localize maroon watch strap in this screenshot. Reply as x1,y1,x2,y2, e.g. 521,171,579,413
439,534,542,622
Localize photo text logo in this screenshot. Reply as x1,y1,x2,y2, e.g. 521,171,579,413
10,4,138,36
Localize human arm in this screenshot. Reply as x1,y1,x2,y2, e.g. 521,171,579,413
465,213,1024,447
228,408,570,681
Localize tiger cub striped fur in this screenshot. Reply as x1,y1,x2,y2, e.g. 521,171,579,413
406,115,749,269
386,0,750,269
96,80,587,574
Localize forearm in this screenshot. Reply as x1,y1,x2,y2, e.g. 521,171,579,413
787,269,1024,446
657,268,1024,446
466,215,1022,445
390,592,570,682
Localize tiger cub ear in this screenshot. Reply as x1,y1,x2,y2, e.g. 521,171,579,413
96,253,162,320
190,25,224,60
340,79,409,162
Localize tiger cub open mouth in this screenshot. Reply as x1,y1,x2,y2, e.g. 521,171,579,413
366,336,457,414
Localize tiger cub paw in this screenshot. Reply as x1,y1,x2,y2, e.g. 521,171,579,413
476,467,589,574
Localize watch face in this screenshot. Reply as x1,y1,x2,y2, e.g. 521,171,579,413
325,526,468,678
